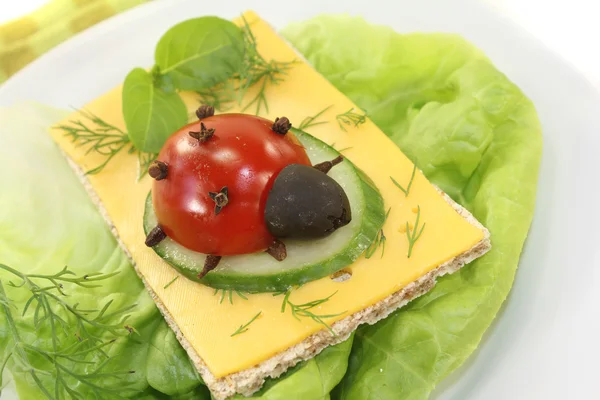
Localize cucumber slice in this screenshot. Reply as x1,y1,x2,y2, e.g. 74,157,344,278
143,128,385,292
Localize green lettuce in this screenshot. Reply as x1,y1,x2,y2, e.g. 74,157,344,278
0,103,205,399
284,15,542,399
230,335,354,400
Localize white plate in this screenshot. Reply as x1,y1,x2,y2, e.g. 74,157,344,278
1,0,599,398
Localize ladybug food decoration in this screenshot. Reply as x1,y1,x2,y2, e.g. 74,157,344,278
145,106,352,278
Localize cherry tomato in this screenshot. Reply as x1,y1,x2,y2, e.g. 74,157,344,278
152,114,311,256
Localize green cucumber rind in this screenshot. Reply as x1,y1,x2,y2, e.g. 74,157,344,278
143,128,385,292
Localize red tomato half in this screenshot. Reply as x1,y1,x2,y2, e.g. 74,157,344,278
152,114,311,255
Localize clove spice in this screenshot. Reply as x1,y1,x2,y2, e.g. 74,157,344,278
145,225,167,247
148,160,168,180
196,104,215,120
266,239,287,261
208,186,229,215
189,122,215,143
313,155,344,175
198,255,222,279
272,117,292,135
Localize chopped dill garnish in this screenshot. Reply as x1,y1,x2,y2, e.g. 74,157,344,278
329,142,353,154
406,205,426,258
230,311,262,337
56,109,154,176
213,288,249,304
298,105,332,130
280,290,345,336
390,163,418,197
163,276,179,290
198,16,296,116
56,110,130,175
365,207,392,259
336,108,368,131
197,81,237,112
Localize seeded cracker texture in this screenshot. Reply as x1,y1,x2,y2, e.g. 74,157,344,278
63,148,490,399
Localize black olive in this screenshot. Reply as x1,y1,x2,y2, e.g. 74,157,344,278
264,164,352,239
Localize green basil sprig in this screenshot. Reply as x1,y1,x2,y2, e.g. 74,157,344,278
123,17,244,155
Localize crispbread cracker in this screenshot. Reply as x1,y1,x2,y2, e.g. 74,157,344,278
64,152,490,399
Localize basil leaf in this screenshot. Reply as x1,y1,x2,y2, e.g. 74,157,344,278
122,68,188,153
155,17,245,91
151,65,176,93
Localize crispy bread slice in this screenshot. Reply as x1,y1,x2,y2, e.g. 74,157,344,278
65,152,490,399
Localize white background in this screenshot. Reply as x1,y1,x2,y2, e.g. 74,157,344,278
0,0,599,91
1,0,599,90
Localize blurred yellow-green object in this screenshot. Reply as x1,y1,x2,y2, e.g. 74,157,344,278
0,0,148,84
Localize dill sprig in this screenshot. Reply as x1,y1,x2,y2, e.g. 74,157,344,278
365,207,392,259
0,264,136,399
238,17,296,115
197,81,237,112
280,290,345,335
329,142,353,154
163,276,179,290
336,108,367,131
390,163,418,197
406,206,426,258
198,16,296,115
213,288,249,305
298,106,332,130
230,311,262,337
56,110,131,175
365,230,385,259
56,110,155,176
137,151,157,181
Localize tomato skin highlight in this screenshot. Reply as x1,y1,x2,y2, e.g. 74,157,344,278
152,114,311,255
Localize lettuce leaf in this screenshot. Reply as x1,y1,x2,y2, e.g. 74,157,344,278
284,16,542,399
230,334,354,400
0,103,204,399
146,321,202,395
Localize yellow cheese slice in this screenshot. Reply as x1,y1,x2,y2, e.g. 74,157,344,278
49,11,485,378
